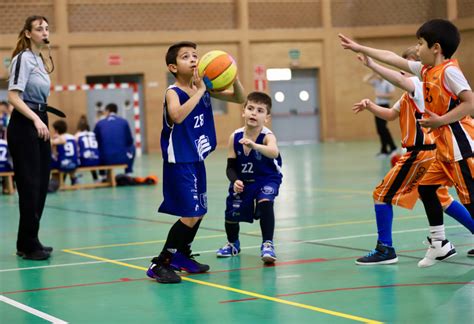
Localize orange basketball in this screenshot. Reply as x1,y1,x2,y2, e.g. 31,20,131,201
198,50,237,91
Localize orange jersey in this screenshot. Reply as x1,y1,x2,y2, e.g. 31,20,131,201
421,60,474,162
394,77,436,148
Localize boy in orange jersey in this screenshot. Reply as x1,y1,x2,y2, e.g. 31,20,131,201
340,19,474,266
351,48,474,265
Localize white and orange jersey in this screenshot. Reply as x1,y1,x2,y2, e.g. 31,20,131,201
421,59,474,162
393,77,436,149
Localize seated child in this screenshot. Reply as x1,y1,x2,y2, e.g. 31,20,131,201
51,120,79,185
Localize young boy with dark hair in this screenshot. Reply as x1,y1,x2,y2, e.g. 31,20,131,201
339,18,474,265
216,91,282,263
146,41,245,283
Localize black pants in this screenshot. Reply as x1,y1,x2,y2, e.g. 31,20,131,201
375,104,396,154
7,109,51,252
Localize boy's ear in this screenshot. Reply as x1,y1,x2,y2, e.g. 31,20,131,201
265,114,271,124
168,64,177,74
432,43,442,55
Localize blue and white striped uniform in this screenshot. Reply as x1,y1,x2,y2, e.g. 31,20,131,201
225,127,283,223
158,86,216,217
0,139,12,172
76,131,100,166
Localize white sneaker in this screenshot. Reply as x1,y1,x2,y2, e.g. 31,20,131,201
418,237,457,268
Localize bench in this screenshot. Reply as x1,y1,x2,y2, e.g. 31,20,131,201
0,171,15,194
51,164,127,191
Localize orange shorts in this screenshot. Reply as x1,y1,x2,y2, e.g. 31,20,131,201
420,157,474,205
373,149,435,209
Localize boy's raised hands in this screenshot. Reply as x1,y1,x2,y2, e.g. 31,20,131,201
338,33,362,52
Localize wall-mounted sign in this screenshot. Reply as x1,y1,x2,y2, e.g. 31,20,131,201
108,54,122,66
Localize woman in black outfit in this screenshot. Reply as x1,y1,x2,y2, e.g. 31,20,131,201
7,15,57,260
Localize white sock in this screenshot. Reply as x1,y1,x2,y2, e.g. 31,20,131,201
429,225,446,241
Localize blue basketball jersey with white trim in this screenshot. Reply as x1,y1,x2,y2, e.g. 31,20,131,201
76,131,100,166
233,127,282,183
161,86,216,163
56,134,79,170
0,139,12,171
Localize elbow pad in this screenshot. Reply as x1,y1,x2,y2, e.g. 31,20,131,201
226,158,239,183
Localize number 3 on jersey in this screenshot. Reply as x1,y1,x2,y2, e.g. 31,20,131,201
194,114,204,128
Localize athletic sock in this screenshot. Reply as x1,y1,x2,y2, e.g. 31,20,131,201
225,221,240,243
258,201,275,242
162,220,190,254
445,201,474,234
429,225,446,241
183,219,202,252
374,203,393,247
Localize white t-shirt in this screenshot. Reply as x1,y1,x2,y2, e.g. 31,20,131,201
392,77,425,113
408,60,471,96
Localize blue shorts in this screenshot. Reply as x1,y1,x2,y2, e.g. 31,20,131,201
225,180,280,223
158,161,207,217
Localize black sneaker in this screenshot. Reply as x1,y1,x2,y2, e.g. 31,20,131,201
17,245,53,257
355,241,398,265
171,251,210,273
146,256,181,284
21,249,51,260
467,249,474,257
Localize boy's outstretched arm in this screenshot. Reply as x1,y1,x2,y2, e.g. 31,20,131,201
359,54,415,93
339,33,411,73
353,99,399,121
239,133,279,159
210,78,245,104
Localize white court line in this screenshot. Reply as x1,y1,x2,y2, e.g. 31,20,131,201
0,295,68,323
0,225,466,274
0,245,260,273
308,225,463,243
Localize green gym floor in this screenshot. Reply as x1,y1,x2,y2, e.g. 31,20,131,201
1,142,473,323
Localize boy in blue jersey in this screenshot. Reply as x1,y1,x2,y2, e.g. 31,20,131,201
216,92,282,263
0,138,13,194
76,116,100,167
51,120,79,185
146,41,245,284
76,115,100,182
0,101,12,140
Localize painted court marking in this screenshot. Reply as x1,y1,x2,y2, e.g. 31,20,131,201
62,249,382,323
220,282,474,303
0,295,68,323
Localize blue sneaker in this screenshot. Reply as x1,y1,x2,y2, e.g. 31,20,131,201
261,240,277,263
146,256,181,283
216,241,241,258
170,251,210,273
355,241,398,265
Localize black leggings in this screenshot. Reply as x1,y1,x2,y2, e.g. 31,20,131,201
7,109,51,252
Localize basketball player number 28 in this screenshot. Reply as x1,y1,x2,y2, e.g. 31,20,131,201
194,114,204,128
